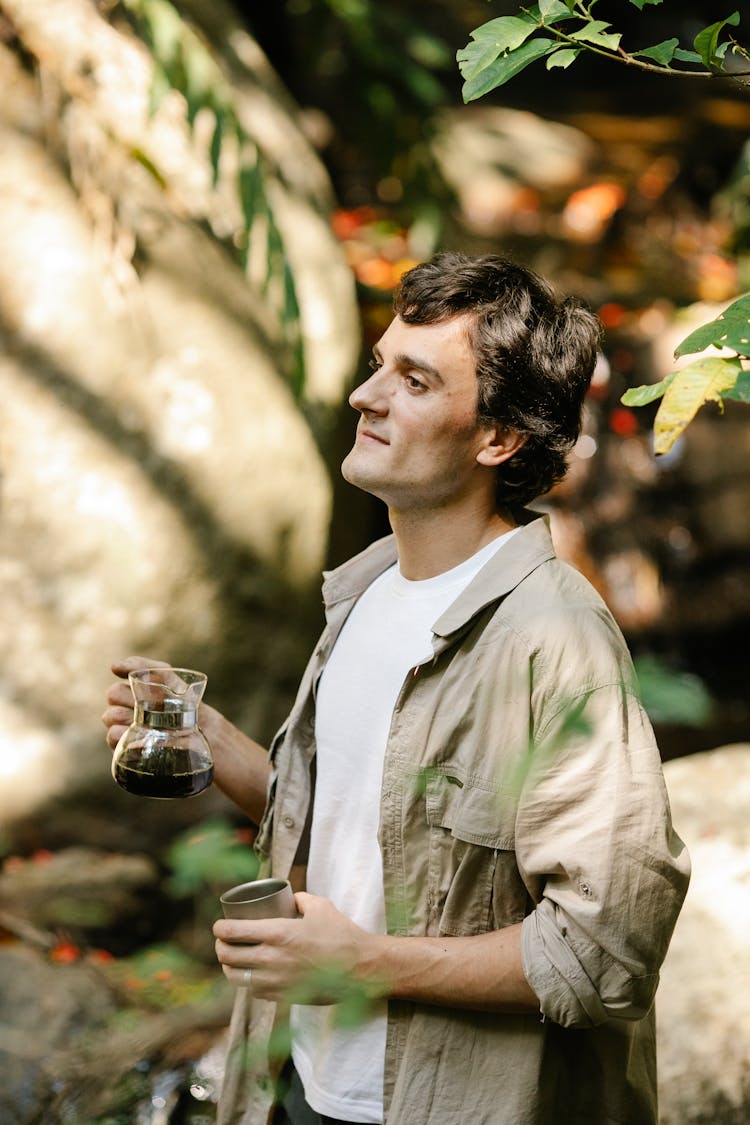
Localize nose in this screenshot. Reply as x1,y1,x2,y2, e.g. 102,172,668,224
349,368,387,415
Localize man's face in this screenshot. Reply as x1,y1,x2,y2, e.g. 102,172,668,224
341,314,499,513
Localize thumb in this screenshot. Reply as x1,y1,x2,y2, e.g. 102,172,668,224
292,891,317,916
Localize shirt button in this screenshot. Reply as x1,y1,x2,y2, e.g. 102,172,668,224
283,815,295,829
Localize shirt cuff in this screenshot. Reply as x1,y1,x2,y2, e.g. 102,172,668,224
521,902,609,1028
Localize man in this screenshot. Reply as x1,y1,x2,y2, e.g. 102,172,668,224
104,253,690,1125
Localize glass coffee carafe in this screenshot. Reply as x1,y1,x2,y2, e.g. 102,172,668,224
112,667,213,798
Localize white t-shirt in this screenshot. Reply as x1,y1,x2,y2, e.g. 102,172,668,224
291,530,519,1122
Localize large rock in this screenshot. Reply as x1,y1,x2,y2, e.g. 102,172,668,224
659,745,750,1122
0,1,360,827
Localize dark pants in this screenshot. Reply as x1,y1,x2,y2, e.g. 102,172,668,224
273,1060,358,1125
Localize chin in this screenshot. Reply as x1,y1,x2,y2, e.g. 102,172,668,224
341,456,389,501
341,449,370,485
340,451,357,484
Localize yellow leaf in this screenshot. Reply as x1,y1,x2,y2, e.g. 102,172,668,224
653,356,742,454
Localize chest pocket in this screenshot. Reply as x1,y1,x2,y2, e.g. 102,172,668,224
424,769,529,936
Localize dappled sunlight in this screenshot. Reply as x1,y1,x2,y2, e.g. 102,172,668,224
0,704,65,820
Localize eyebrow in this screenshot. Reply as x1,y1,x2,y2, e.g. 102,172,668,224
373,347,444,384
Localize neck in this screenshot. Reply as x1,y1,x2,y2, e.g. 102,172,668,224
389,500,518,580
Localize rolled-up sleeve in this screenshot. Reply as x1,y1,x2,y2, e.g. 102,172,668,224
517,679,690,1029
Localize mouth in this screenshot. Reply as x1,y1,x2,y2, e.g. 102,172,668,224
358,427,389,445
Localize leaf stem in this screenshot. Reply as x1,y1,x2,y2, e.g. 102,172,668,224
517,5,749,80
545,23,715,78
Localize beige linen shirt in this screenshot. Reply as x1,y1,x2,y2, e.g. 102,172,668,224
218,516,690,1125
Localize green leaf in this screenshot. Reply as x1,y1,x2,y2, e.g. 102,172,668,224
672,48,704,64
621,369,678,407
652,356,744,454
675,293,750,357
456,37,507,83
547,47,581,69
462,37,559,102
467,15,537,52
538,0,573,20
569,21,622,52
630,0,665,9
633,38,679,65
723,368,750,402
458,10,565,84
693,12,740,68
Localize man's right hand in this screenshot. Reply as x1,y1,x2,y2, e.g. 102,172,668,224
102,655,272,825
101,655,170,752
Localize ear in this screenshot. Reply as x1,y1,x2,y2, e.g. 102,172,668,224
476,426,526,467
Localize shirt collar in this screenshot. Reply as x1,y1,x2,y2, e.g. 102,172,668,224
431,514,556,638
322,512,556,633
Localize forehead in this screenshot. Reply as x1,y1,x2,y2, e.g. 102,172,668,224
377,314,477,379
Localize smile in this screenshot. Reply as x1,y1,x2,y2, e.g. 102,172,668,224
359,429,389,445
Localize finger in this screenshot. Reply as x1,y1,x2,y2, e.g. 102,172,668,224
110,655,170,678
101,705,133,728
214,936,261,967
213,918,286,946
214,919,262,944
105,682,136,707
101,705,132,744
223,964,257,988
214,938,258,980
105,725,128,751
293,892,314,915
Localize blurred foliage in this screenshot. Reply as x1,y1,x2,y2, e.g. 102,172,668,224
287,961,385,1027
452,1,750,452
102,941,225,1009
634,654,713,726
165,818,259,896
246,0,464,241
623,292,750,451
715,138,750,258
121,0,304,393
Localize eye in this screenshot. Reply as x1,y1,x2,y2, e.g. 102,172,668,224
368,357,382,373
403,372,427,392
